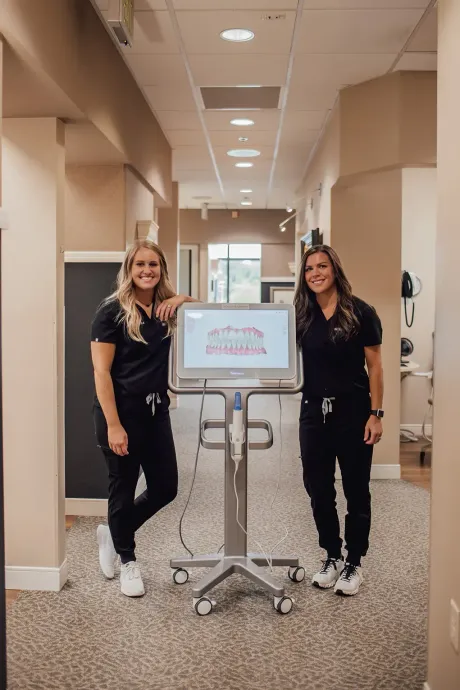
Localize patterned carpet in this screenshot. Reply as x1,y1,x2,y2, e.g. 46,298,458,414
6,394,429,690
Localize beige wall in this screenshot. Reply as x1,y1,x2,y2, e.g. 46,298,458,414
427,1,460,687
125,166,155,248
0,0,172,204
180,209,295,245
332,170,402,467
401,168,436,427
158,182,180,291
303,104,341,245
2,118,66,581
65,164,125,252
261,244,295,277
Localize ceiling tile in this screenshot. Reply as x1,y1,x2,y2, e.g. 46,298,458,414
287,53,395,110
395,52,437,70
135,0,167,8
204,110,281,131
125,54,189,85
189,54,289,88
167,130,207,146
173,0,298,8
120,11,180,54
176,11,296,55
144,85,197,110
283,109,327,131
174,170,219,183
297,9,425,54
303,1,429,7
155,111,202,130
407,5,437,52
209,130,278,147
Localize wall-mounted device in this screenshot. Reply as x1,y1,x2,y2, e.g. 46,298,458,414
402,270,421,328
107,0,134,47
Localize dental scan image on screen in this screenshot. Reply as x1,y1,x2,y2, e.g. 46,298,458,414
183,309,289,371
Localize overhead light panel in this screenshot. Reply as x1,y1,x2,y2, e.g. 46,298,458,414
239,137,249,142
220,28,255,43
227,149,260,158
230,118,255,127
240,189,253,193
235,162,253,168
241,200,253,206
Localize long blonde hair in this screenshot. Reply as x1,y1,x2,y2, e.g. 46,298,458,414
104,239,176,343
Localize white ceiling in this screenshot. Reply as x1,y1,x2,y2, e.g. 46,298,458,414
93,0,437,209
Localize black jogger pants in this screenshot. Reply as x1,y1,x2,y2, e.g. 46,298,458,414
94,394,178,563
299,393,373,565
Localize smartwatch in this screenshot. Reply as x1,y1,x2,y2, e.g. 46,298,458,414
371,409,384,418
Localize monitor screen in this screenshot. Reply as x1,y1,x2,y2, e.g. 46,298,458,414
176,304,296,380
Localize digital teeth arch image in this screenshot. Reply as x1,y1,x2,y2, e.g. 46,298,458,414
206,326,267,355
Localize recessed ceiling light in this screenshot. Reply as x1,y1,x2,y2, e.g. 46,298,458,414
227,149,260,158
230,118,255,127
280,226,286,232
241,200,253,206
235,162,253,168
240,189,253,193
286,206,293,213
239,137,249,142
220,28,255,43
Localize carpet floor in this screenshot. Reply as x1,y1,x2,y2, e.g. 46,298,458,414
6,394,429,689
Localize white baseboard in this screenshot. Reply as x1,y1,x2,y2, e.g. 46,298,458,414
65,498,107,516
401,423,432,436
336,464,401,480
6,558,68,592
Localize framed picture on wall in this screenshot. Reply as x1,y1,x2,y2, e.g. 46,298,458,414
270,286,295,305
300,228,323,254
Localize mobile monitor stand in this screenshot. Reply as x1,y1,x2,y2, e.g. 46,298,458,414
168,303,305,616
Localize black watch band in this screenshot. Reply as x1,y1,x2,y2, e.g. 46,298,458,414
371,409,384,418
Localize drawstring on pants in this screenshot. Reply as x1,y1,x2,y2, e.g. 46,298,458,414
322,397,335,424
146,392,161,416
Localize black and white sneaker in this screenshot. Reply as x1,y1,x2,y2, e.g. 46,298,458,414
312,557,344,589
334,562,363,596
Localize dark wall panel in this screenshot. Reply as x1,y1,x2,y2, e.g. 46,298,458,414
65,263,119,499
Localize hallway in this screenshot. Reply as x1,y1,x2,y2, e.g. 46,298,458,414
5,395,429,690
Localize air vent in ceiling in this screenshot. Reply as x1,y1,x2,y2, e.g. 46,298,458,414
200,86,281,111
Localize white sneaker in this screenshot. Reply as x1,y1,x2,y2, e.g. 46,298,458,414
334,562,364,596
120,561,145,598
96,524,117,579
312,557,344,589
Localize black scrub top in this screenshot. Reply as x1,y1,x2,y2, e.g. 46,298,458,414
91,299,171,408
300,296,382,398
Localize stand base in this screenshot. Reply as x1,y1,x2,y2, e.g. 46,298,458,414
170,553,300,598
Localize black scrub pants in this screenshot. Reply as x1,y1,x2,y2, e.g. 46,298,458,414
93,393,178,563
299,392,373,566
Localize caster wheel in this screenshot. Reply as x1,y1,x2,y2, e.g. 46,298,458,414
172,568,189,585
288,566,305,583
273,595,293,614
193,596,214,616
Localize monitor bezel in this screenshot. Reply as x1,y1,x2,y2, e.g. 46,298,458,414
176,303,297,381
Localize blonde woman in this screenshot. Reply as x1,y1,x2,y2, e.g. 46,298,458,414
91,239,198,597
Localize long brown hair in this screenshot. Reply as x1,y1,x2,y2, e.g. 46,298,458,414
103,239,176,343
294,245,359,342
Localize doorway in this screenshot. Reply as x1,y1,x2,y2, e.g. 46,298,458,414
208,243,261,303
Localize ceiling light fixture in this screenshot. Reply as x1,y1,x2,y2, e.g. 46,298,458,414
241,200,253,206
220,28,255,43
239,137,249,142
280,226,286,232
240,189,253,193
227,149,260,158
235,162,253,168
230,118,255,127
